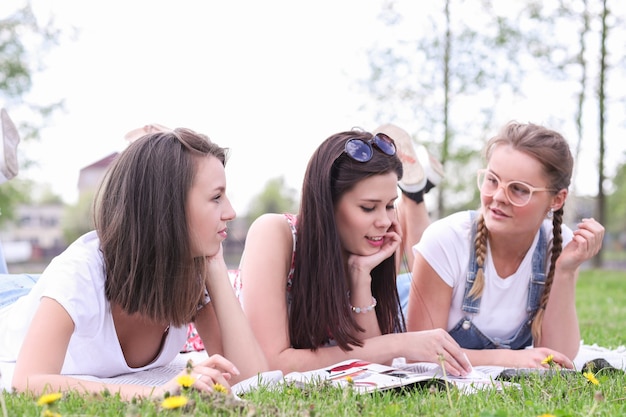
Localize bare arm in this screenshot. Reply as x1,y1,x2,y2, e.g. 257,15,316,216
462,346,573,369
538,218,604,358
395,195,431,272
194,245,269,384
406,252,453,332
12,298,176,399
347,217,402,339
538,266,580,359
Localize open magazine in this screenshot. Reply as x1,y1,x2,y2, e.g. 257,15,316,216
278,359,514,395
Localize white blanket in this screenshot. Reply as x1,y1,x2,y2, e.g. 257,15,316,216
0,350,282,397
572,342,626,370
2,342,625,395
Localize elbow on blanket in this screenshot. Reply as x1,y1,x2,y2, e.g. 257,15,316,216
11,372,40,395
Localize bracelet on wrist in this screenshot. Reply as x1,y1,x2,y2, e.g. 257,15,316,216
347,292,377,314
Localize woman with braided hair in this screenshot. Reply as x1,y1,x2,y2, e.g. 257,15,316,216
406,121,604,368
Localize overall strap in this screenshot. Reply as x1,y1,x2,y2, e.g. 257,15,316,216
461,210,481,314
527,224,548,314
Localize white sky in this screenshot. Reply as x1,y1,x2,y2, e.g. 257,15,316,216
5,0,626,214
16,0,391,213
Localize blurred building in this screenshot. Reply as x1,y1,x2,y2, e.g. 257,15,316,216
2,203,65,263
2,153,119,271
77,152,119,200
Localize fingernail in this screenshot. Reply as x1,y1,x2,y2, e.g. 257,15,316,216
232,366,240,375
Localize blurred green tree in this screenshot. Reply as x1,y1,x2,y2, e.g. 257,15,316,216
245,176,299,226
0,2,64,225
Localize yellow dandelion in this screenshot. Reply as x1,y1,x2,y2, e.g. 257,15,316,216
345,376,354,384
536,414,555,417
176,374,196,388
42,410,62,417
161,395,189,409
541,354,554,365
583,371,600,386
213,383,228,394
36,393,62,406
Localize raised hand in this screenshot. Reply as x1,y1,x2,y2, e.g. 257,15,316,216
558,218,605,272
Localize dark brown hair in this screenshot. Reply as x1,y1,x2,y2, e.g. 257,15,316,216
289,130,405,351
94,128,228,327
470,121,573,343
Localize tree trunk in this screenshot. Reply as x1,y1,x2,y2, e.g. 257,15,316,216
594,0,608,268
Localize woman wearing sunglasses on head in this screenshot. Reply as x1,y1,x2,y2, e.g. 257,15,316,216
236,129,472,376
406,121,604,369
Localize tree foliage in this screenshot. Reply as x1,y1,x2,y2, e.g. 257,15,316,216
245,176,299,226
0,1,64,226
606,157,626,234
364,0,626,266
61,191,94,245
364,0,564,216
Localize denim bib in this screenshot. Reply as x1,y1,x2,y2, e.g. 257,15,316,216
448,210,547,350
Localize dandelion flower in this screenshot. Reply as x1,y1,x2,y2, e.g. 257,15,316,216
536,414,555,417
583,371,600,386
345,376,354,384
42,410,62,417
541,354,554,366
176,374,196,388
161,395,189,409
36,393,62,406
213,383,228,394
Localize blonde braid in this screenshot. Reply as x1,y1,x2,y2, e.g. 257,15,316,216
468,214,489,300
531,208,563,343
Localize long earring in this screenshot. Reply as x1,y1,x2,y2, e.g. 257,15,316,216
547,208,554,219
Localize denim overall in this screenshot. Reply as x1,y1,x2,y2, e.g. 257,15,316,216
449,211,547,350
0,273,40,309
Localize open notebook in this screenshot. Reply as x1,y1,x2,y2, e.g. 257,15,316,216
279,359,512,394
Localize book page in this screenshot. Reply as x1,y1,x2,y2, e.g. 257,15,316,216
284,359,508,394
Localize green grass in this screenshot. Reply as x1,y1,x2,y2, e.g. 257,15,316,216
2,269,625,417
577,269,626,348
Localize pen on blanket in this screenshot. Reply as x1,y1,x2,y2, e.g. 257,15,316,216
464,353,474,371
327,368,363,379
460,353,477,379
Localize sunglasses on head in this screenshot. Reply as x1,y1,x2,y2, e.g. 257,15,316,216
344,133,396,163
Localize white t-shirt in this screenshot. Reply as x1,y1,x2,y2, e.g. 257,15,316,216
0,231,187,377
414,211,573,340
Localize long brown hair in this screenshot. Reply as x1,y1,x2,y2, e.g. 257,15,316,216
289,130,405,351
470,122,573,343
94,128,228,327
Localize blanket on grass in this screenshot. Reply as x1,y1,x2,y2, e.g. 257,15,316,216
1,342,625,395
